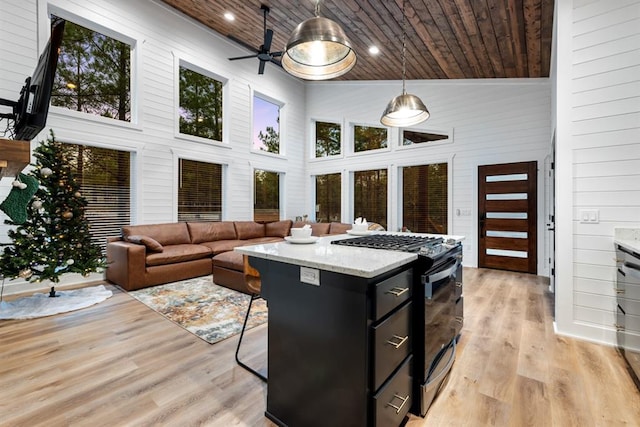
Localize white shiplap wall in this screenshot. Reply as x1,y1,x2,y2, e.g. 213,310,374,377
554,0,640,345
0,0,306,294
305,79,552,271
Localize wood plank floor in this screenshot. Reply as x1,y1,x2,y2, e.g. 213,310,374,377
1,268,639,426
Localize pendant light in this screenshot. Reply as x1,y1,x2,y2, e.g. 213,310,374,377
281,0,356,80
380,0,430,127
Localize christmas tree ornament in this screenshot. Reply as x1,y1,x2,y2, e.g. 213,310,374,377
74,192,82,198
18,268,33,279
62,211,73,219
32,200,43,209
40,167,53,177
0,173,40,224
66,259,74,265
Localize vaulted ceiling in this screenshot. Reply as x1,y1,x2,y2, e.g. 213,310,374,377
160,0,555,81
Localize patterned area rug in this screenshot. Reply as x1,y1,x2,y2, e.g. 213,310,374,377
128,276,267,344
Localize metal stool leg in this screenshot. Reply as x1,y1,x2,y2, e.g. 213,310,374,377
235,294,267,382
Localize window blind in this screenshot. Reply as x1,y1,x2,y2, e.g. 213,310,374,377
315,173,341,222
354,169,387,229
402,163,448,233
178,159,222,222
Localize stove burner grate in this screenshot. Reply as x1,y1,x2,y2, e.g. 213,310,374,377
331,234,444,253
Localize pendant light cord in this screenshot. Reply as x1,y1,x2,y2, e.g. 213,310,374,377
401,0,407,95
315,0,321,17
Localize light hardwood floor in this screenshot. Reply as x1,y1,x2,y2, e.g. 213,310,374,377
1,268,639,426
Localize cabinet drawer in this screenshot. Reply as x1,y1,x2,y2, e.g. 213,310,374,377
373,301,411,391
374,269,412,320
373,355,412,427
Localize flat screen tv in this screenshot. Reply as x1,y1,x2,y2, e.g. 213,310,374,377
1,17,65,141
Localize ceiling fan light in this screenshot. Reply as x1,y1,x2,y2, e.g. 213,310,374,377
282,16,356,80
380,93,430,127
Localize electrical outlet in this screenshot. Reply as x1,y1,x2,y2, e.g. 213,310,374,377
579,209,599,224
300,267,320,286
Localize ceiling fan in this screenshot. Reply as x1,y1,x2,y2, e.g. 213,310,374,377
228,5,283,75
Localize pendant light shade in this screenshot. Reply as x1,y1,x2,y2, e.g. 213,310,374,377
380,0,429,127
281,3,356,80
380,93,430,127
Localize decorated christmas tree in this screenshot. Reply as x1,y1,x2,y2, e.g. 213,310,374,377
0,131,106,290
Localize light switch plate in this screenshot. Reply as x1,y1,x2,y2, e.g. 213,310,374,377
579,209,599,224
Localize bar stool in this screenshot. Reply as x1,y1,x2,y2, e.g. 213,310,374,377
235,255,267,382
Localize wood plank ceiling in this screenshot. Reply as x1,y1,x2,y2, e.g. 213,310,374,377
160,0,555,81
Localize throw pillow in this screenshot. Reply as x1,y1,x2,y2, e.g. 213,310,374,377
126,235,164,252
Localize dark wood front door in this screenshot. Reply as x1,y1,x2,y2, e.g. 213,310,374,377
478,161,537,273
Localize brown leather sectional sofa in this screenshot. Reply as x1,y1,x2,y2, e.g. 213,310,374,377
105,219,354,292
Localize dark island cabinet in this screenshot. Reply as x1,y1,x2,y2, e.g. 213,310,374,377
252,257,415,427
616,244,640,389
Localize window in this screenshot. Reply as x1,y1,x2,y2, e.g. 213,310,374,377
315,173,341,222
315,121,341,157
402,163,448,233
62,143,131,252
402,129,450,146
178,159,222,222
52,17,131,121
254,169,280,222
178,66,223,141
354,125,387,153
354,169,387,229
253,95,280,154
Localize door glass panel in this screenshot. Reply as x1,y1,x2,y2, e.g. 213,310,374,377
486,193,527,200
487,249,528,258
486,174,528,182
486,231,528,238
486,212,528,219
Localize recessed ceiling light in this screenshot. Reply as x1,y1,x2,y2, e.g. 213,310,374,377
224,12,235,21
369,46,380,55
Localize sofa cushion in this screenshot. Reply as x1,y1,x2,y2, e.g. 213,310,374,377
126,235,164,252
234,221,265,239
265,220,292,238
145,244,212,267
329,222,351,235
244,236,284,245
123,223,191,246
187,221,237,244
212,250,243,271
199,239,245,255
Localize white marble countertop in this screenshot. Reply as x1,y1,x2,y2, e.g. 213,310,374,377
615,228,640,254
235,232,464,278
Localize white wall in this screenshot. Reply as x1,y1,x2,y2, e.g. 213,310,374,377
305,79,552,271
0,0,306,293
554,0,640,345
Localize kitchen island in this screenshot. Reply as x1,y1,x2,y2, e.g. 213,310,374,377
235,233,462,427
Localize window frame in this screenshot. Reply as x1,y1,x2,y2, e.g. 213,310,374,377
252,167,285,222
348,122,391,156
44,4,140,129
349,166,390,230
396,127,454,150
174,57,229,146
396,156,454,234
310,118,344,161
251,90,285,157
171,148,230,222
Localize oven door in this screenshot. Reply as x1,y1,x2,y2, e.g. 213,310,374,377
419,249,462,414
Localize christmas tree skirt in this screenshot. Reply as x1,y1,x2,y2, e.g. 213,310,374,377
0,285,113,320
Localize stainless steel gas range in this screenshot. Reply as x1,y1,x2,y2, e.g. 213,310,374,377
332,233,463,416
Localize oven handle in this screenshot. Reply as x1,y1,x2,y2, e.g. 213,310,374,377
422,257,459,299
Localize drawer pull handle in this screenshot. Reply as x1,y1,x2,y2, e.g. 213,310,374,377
455,282,463,288
387,394,410,414
614,287,625,294
455,316,463,324
387,335,409,349
386,287,409,297
614,323,625,332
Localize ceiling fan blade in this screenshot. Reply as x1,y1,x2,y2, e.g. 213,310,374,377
270,58,282,68
229,54,259,61
263,29,273,52
258,60,266,75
